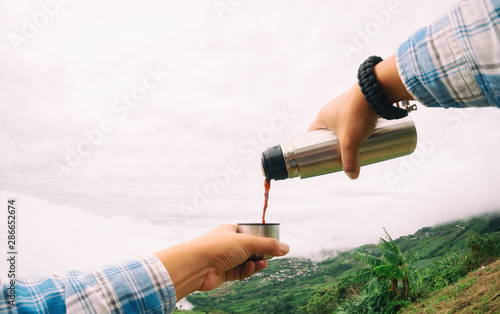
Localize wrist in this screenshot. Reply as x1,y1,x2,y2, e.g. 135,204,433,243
373,54,413,103
154,240,210,301
350,83,379,119
358,54,413,120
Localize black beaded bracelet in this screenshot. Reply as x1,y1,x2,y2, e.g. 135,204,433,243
357,55,408,120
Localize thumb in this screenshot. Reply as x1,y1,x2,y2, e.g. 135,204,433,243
339,139,361,180
245,236,289,257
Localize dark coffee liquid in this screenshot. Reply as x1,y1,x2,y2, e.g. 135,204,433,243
262,177,271,224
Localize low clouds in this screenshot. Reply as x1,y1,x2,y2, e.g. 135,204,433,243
0,190,213,275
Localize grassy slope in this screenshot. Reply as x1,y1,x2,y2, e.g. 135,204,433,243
185,211,500,312
401,259,500,313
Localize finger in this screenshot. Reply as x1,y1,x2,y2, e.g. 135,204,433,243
216,224,238,233
308,120,325,132
242,259,267,278
254,259,268,272
244,261,256,278
308,107,333,132
245,236,290,257
339,139,361,180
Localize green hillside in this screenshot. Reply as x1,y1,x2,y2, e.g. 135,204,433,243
183,211,500,313
401,259,500,313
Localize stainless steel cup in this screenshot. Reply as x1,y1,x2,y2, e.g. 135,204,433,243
237,223,280,260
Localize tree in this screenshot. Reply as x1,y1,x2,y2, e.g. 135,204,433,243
301,275,362,314
466,232,500,268
354,228,421,301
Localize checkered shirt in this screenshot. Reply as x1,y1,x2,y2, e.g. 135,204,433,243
0,255,176,313
397,0,500,108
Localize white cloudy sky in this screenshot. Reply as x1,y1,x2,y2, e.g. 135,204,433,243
1,0,500,277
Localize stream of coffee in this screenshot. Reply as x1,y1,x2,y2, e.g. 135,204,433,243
262,177,271,224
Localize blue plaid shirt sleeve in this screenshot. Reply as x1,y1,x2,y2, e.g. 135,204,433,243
1,255,177,313
397,0,500,108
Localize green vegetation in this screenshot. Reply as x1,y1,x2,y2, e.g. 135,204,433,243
184,211,500,313
401,259,500,313
354,228,422,300
334,228,423,313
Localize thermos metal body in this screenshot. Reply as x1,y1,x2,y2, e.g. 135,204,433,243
261,117,418,180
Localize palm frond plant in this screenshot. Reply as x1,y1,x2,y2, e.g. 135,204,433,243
354,228,422,301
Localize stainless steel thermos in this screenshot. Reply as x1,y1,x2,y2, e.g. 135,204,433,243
261,117,417,180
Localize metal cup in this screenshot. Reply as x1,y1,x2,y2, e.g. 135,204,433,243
237,223,280,260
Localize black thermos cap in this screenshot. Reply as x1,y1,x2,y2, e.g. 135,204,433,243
261,145,288,180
